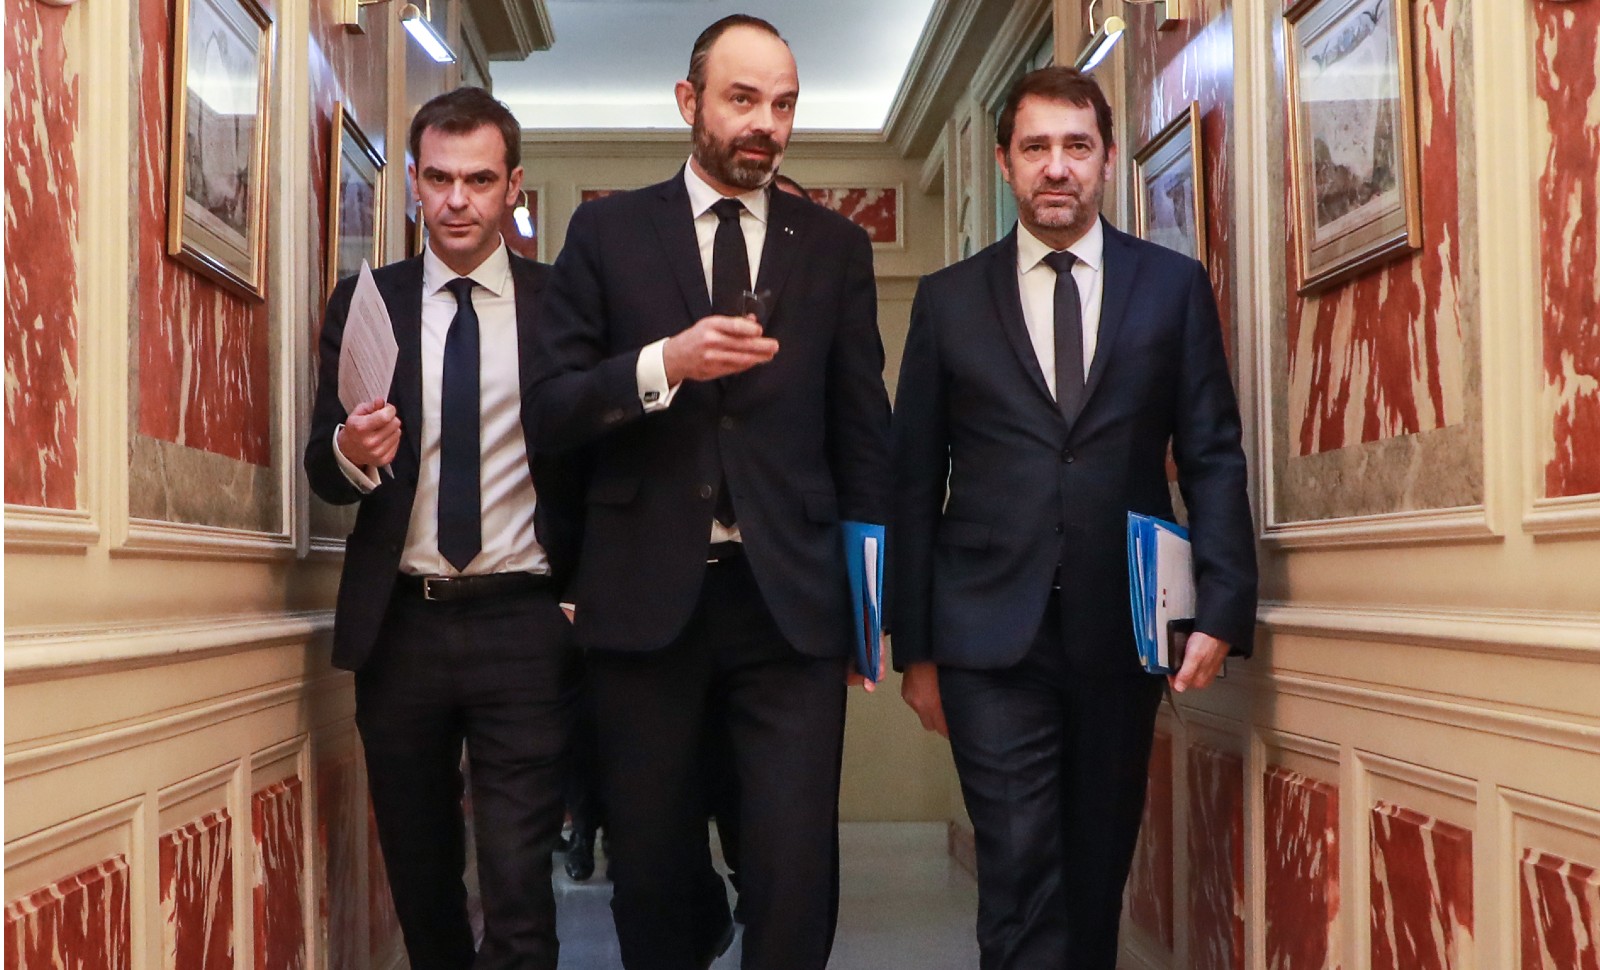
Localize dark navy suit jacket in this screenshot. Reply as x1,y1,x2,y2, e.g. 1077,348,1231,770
889,220,1257,675
304,253,583,671
526,172,892,658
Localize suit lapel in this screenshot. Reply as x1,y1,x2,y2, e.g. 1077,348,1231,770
753,187,809,331
381,256,425,465
986,231,1056,410
1078,218,1137,425
648,172,713,323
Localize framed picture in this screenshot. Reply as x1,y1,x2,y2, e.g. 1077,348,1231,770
166,0,274,300
1285,0,1422,292
326,102,385,295
1133,101,1207,266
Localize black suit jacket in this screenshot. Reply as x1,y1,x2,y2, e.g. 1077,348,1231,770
527,172,891,657
304,253,582,672
890,221,1257,675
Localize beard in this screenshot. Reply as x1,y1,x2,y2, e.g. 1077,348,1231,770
1015,176,1103,238
692,109,785,191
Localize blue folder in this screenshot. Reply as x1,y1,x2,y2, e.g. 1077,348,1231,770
1126,512,1195,675
841,521,885,682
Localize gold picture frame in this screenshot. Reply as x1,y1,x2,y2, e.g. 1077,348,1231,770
326,102,386,295
1284,0,1422,293
1134,101,1208,267
166,0,274,300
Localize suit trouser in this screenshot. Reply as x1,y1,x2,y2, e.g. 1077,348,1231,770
939,591,1163,970
355,582,577,970
588,556,849,970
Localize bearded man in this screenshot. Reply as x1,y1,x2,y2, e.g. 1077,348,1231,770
527,14,890,970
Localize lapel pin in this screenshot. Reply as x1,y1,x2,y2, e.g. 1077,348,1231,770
783,226,795,236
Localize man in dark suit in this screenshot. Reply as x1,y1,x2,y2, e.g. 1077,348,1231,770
304,87,580,970
891,67,1257,970
528,15,890,970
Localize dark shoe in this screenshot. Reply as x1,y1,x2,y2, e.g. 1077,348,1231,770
565,832,596,882
695,913,735,970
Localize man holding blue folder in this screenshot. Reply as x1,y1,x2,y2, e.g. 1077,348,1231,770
890,67,1256,969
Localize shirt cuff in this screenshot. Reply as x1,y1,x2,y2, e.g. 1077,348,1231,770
636,339,683,413
332,424,381,494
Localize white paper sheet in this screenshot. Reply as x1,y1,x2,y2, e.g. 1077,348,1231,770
337,261,398,414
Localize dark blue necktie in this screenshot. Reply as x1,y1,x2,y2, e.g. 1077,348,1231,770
1042,250,1084,426
439,277,481,571
710,198,747,527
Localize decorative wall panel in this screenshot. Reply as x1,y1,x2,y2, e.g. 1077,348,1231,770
1369,803,1474,970
252,778,306,970
317,757,362,970
805,188,900,245
159,809,234,970
1263,766,1339,970
1188,744,1245,970
3,858,131,970
1520,849,1600,970
1127,729,1174,948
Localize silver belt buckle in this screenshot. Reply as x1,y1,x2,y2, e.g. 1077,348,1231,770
422,576,446,601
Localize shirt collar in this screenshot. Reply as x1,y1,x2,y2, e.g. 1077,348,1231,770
1016,217,1104,275
423,238,511,298
683,159,770,226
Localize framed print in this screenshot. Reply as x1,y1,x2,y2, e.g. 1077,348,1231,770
325,102,385,294
1134,101,1207,266
166,0,274,300
1285,0,1422,293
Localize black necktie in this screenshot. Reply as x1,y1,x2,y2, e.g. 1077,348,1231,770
709,198,748,527
439,277,481,571
1043,250,1084,425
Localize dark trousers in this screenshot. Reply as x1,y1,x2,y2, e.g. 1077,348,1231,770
355,582,577,970
589,556,849,970
939,593,1163,970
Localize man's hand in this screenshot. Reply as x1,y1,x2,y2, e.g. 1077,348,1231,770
900,661,948,738
662,314,779,384
1170,632,1229,693
846,634,888,692
338,399,401,468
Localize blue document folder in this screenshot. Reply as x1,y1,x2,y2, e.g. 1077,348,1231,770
841,521,884,682
1127,513,1195,675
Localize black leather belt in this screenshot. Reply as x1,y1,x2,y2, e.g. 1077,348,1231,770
395,571,550,603
707,542,744,564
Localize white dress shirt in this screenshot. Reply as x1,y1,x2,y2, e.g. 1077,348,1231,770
633,161,771,543
1015,218,1105,400
334,241,550,577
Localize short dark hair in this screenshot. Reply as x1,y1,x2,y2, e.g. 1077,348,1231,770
408,86,521,174
996,66,1115,154
687,15,786,96
773,173,808,197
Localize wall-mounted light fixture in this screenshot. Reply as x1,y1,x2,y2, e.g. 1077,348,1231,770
1074,0,1127,72
333,0,456,64
513,192,534,238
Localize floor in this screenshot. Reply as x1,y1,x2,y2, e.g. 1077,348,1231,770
553,822,980,969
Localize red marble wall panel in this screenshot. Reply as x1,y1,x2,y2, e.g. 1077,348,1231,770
317,758,361,970
4,0,80,509
1264,766,1339,970
1369,802,1474,970
501,189,539,262
1285,0,1466,456
159,809,234,970
805,188,898,245
367,800,401,958
3,857,131,970
1520,849,1600,970
1128,0,1235,360
1188,744,1245,970
252,778,306,970
1127,729,1174,948
1535,1,1600,498
581,188,624,203
135,0,272,467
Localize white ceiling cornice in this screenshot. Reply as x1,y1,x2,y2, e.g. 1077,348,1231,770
882,0,1020,158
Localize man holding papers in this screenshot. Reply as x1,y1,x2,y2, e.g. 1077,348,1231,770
527,16,890,970
890,67,1257,970
304,87,581,970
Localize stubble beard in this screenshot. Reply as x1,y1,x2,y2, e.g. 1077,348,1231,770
1018,177,1103,240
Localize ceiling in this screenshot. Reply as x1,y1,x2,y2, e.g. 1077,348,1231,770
489,0,941,130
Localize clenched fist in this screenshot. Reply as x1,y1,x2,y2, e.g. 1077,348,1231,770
662,314,779,384
338,399,402,468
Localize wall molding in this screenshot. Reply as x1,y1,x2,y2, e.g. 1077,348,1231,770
1260,505,1499,549
116,518,298,561
4,610,335,681
3,504,100,553
1524,494,1600,538
1257,600,1600,661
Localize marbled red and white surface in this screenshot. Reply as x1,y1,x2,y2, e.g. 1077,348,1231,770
368,800,402,958
1285,0,1466,456
1188,744,1245,970
1520,848,1600,970
160,809,234,970
1127,729,1174,948
1369,802,1473,970
1128,0,1235,359
252,778,305,970
3,857,131,970
4,0,80,510
805,188,898,244
1263,766,1339,970
317,757,362,970
134,0,272,467
1534,1,1600,498
581,188,623,203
